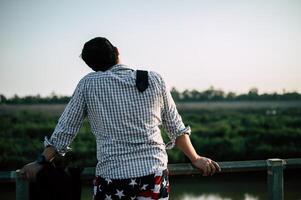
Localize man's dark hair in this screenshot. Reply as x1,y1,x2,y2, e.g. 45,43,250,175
81,37,118,71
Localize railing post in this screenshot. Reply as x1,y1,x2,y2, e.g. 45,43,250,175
15,170,29,200
267,158,284,200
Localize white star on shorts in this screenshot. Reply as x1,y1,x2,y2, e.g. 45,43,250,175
105,178,112,184
151,184,161,193
141,184,148,190
129,179,137,187
162,179,167,187
93,186,97,195
104,194,112,200
115,189,125,199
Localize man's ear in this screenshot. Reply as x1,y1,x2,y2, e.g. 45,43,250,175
114,47,119,56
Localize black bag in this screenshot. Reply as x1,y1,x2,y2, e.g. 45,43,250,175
29,163,83,200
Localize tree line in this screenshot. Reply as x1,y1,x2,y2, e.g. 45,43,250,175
1,107,300,170
170,87,301,102
1,87,301,104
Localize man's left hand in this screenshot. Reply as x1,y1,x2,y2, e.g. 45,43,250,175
19,161,43,182
191,156,221,176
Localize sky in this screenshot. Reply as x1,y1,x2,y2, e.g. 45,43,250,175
0,0,300,97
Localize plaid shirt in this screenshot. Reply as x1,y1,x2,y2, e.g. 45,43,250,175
44,64,191,179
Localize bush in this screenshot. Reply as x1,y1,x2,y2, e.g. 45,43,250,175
1,107,301,170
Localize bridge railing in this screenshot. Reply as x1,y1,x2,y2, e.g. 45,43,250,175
0,158,300,200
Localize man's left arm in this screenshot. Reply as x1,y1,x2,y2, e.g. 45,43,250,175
175,134,221,176
158,74,220,176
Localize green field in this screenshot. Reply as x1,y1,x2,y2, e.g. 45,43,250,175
0,102,300,170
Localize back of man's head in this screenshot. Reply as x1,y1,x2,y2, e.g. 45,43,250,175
81,37,118,72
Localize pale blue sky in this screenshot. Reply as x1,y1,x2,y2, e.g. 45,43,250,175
0,0,300,97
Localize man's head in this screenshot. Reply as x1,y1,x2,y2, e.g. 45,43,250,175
81,37,119,72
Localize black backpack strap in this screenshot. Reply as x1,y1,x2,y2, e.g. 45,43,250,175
136,70,149,93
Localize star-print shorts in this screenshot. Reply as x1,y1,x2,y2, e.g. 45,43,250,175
92,169,170,200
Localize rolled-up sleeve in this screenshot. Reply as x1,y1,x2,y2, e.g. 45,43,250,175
159,75,191,149
44,79,87,156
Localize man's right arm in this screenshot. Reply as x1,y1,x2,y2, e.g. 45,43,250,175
19,78,87,181
19,146,57,181
42,146,57,162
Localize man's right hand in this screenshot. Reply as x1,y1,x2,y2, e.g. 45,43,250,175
19,161,43,182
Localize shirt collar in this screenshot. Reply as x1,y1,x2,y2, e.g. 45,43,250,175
108,64,134,72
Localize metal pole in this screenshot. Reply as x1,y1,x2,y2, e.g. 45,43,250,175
267,158,284,200
15,170,29,200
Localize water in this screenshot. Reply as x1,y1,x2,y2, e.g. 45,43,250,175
1,172,300,200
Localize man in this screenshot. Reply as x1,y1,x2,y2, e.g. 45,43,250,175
20,37,221,200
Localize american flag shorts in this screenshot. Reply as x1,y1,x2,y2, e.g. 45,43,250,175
92,169,170,200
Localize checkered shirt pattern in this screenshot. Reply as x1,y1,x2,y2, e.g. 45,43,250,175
44,64,191,179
